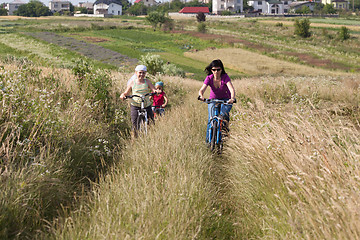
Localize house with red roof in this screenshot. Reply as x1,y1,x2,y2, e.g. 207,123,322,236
178,7,210,14
134,0,157,7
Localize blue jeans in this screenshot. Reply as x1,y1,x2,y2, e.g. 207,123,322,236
206,100,232,143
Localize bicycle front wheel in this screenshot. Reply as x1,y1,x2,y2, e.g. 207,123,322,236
210,124,217,152
137,115,147,135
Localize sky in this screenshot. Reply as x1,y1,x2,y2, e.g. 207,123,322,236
0,0,159,5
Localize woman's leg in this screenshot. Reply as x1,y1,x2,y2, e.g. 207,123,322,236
220,103,233,132
220,103,233,122
130,105,140,137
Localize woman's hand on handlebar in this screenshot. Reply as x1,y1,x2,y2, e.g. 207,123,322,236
228,98,235,104
198,96,205,101
120,93,127,100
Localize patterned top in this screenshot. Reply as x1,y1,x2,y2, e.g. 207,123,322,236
131,79,152,108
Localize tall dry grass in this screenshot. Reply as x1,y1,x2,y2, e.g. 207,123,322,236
0,59,134,239
52,90,240,239
224,75,360,238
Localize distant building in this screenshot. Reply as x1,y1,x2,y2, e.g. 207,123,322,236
289,1,315,12
248,0,292,14
179,6,210,14
79,1,94,10
49,0,71,12
213,0,243,14
322,0,349,9
133,0,157,7
5,0,26,15
93,0,122,15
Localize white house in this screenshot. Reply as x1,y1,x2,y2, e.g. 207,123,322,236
213,0,243,14
93,0,122,15
5,0,26,15
49,0,71,13
248,0,292,14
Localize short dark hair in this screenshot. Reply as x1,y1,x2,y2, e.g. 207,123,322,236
205,59,227,76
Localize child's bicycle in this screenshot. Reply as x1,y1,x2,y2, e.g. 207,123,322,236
198,97,236,154
126,93,154,135
152,105,165,119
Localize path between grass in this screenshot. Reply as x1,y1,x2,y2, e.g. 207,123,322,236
24,31,138,68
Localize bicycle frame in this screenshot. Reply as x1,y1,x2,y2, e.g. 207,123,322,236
126,93,153,135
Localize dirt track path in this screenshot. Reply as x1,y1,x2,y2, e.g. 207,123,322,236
25,31,138,68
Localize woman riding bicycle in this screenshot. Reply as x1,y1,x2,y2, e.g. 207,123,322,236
198,59,236,143
120,65,158,137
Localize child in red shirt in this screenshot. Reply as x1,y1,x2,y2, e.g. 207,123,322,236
151,81,168,117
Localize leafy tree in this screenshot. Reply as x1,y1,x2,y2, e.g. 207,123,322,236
294,18,311,38
146,11,169,30
339,26,350,40
75,7,88,14
323,4,337,14
127,2,147,15
16,0,51,17
69,2,74,12
295,5,311,14
196,12,206,22
120,0,131,11
187,0,205,7
0,7,8,16
169,0,185,12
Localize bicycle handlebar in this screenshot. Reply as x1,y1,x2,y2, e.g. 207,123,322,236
198,96,236,104
125,92,154,99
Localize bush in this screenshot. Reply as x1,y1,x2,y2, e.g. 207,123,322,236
162,63,185,77
294,18,311,38
196,12,206,22
197,22,206,33
139,53,185,77
338,26,350,41
220,10,232,16
140,54,164,75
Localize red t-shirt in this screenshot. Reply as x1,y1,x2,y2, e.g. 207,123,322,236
153,92,165,106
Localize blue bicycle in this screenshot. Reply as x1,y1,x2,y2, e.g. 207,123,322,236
198,97,236,153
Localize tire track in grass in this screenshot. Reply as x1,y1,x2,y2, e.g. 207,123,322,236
25,31,138,68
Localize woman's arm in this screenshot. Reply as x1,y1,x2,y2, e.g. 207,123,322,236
198,83,208,100
147,80,157,93
226,81,236,104
120,85,132,100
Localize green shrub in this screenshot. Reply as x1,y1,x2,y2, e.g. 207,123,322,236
197,22,207,33
140,53,164,75
294,18,311,38
140,53,185,77
162,63,185,77
338,26,350,41
220,10,232,16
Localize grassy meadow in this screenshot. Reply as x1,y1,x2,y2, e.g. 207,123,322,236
0,15,360,239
